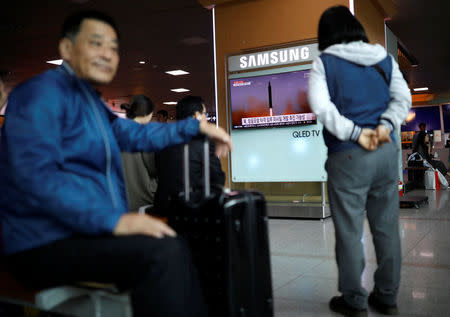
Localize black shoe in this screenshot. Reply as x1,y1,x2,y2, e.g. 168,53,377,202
368,293,398,315
329,296,368,317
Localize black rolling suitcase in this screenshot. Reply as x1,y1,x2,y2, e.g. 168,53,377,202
167,138,274,317
407,157,425,189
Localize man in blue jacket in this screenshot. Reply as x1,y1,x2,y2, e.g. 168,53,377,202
0,10,231,317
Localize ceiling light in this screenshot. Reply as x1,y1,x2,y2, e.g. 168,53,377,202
46,59,63,65
166,70,190,76
139,61,146,64
171,88,190,93
413,87,429,92
163,102,177,105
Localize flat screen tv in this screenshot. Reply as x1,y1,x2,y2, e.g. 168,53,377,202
229,68,316,129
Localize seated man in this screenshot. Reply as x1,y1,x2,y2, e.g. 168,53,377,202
0,10,232,317
155,96,226,211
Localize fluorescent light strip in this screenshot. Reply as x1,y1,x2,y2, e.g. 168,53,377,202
171,88,190,93
166,70,189,76
349,0,354,14
139,61,146,64
163,102,177,105
46,59,63,65
413,87,429,92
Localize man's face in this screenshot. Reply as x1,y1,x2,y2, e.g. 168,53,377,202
0,79,7,108
200,104,207,120
156,113,167,122
59,19,119,85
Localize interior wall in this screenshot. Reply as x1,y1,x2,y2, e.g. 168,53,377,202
355,0,389,46
210,0,397,197
212,0,347,193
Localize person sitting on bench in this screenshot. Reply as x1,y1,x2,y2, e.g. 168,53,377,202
120,95,158,213
154,96,226,211
0,10,232,317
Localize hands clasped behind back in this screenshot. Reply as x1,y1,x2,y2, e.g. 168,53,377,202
357,125,392,151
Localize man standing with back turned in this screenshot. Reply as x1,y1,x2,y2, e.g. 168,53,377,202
0,10,232,317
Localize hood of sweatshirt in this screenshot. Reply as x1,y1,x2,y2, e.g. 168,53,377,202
323,41,388,66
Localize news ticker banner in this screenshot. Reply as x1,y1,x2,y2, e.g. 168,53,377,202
239,113,317,128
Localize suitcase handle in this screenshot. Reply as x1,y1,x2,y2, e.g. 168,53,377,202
183,136,211,201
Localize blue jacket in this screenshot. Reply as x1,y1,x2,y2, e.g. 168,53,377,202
0,63,200,255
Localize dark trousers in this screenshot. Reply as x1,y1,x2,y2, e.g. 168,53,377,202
6,235,207,317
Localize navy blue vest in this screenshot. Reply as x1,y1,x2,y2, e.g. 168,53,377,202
320,53,392,153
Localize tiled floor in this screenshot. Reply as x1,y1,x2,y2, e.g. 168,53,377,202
269,188,450,317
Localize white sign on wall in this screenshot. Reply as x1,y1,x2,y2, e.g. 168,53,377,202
228,43,319,72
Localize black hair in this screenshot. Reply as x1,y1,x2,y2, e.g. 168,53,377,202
120,95,155,119
156,109,168,118
418,122,426,129
176,96,204,120
61,10,120,41
318,5,368,51
0,70,9,81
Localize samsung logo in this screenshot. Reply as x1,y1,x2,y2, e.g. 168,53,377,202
239,47,310,69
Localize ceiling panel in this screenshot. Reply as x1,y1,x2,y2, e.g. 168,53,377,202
0,0,215,116
1,0,449,120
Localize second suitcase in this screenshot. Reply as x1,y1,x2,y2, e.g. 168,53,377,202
167,139,274,317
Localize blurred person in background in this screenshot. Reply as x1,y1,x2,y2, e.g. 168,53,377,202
155,109,168,122
120,95,158,212
155,95,225,212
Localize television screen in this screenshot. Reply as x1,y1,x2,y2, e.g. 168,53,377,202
443,104,450,133
229,69,316,129
401,106,441,132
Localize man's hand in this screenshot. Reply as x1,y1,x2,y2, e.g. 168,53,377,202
358,128,378,151
198,119,233,157
375,125,392,146
114,214,176,238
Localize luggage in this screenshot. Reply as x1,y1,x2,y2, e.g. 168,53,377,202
424,169,436,189
407,158,425,189
166,138,274,317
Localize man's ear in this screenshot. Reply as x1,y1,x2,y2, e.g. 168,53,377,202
59,38,73,61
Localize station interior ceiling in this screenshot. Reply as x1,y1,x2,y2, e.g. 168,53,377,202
0,0,449,116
